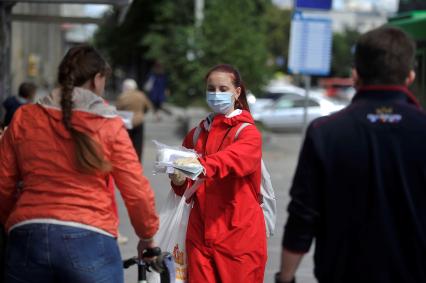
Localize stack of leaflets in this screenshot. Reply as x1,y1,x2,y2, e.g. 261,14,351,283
157,161,204,180
154,141,204,180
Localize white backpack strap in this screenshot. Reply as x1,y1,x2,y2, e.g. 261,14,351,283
192,125,202,148
233,122,276,238
234,122,252,141
192,113,216,147
183,178,204,199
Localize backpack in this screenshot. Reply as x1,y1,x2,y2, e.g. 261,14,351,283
192,122,277,238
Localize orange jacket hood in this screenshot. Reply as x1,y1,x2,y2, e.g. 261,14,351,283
37,87,119,138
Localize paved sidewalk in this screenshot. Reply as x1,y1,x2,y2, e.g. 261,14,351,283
117,110,317,283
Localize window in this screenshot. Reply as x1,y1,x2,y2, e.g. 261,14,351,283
275,99,295,109
292,98,320,108
265,92,302,101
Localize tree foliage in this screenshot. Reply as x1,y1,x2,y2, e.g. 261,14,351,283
94,1,157,67
264,7,292,72
94,0,273,105
141,0,202,106
331,28,361,77
198,0,272,97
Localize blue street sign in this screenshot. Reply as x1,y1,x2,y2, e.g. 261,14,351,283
4,0,129,4
295,0,332,10
288,11,332,76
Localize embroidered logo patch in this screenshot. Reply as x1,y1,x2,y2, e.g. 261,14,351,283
367,107,402,123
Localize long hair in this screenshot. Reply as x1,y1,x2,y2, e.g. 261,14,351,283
57,45,112,173
205,64,250,112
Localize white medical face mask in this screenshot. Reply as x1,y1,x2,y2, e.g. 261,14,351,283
206,91,234,114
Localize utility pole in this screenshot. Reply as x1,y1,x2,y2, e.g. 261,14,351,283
302,75,311,135
0,2,15,107
194,0,204,27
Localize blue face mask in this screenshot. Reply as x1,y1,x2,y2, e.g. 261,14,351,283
206,91,234,114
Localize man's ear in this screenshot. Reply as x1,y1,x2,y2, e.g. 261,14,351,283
351,68,361,89
405,70,416,86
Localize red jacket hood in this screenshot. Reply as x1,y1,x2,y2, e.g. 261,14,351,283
37,87,119,138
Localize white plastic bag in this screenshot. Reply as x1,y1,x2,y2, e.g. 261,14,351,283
147,180,202,283
260,159,277,238
147,192,191,283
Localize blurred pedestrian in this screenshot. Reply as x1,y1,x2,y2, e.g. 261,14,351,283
1,82,36,127
276,26,426,283
0,45,159,283
144,61,172,121
116,78,152,161
169,64,267,282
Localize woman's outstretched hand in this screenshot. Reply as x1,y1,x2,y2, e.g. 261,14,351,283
137,238,157,262
168,157,201,185
168,170,186,186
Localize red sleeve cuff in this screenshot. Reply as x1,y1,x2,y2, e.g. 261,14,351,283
171,180,188,196
197,157,209,178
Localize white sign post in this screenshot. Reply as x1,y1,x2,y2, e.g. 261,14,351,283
288,11,332,76
288,11,332,133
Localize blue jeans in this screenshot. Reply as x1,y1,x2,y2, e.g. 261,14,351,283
4,223,123,283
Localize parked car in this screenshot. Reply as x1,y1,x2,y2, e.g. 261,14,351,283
319,77,356,101
251,89,347,131
248,84,307,114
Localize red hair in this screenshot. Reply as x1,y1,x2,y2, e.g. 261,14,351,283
205,64,250,112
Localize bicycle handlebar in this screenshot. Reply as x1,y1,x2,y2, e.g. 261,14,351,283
123,247,162,269
123,249,174,283
123,257,138,269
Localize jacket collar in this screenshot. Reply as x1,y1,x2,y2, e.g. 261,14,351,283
352,85,421,108
202,113,216,131
201,109,254,131
38,87,118,118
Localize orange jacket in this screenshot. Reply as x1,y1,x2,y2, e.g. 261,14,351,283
0,88,159,239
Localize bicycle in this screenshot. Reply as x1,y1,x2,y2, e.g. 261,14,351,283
123,247,175,283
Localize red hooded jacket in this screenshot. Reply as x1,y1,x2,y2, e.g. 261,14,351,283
172,110,267,270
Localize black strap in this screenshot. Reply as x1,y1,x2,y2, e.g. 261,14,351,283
203,123,240,155
203,126,233,156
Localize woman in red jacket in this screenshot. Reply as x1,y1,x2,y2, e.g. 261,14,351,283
0,46,159,283
169,64,267,282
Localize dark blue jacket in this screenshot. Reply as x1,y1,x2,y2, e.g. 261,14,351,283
2,96,26,127
148,73,167,105
283,86,426,283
